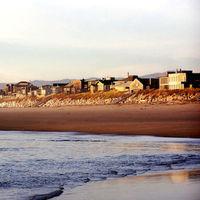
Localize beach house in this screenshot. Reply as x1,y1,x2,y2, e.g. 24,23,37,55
12,81,38,97
159,69,200,90
39,85,52,96
64,80,82,94
111,74,139,92
130,78,159,92
114,81,134,92
0,89,5,98
96,78,115,92
81,79,90,92
52,83,66,94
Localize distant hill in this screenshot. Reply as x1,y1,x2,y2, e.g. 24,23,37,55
0,83,6,89
141,72,166,79
30,79,72,87
0,79,72,89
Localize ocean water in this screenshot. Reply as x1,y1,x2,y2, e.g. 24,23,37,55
0,131,200,200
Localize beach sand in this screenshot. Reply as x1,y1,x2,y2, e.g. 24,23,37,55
0,104,199,137
55,169,200,200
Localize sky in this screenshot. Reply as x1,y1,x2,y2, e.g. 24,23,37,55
0,0,199,82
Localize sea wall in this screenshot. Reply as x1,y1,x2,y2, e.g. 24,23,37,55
0,89,199,108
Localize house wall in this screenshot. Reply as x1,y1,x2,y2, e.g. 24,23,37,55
130,79,144,91
115,85,127,92
159,77,169,89
168,73,186,90
81,79,89,92
97,82,104,91
104,85,110,91
111,81,124,90
52,86,63,94
28,90,38,97
71,80,81,93
90,85,98,93
187,73,200,88
41,88,52,96
114,81,133,92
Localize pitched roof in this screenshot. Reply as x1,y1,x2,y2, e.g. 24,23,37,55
15,81,31,86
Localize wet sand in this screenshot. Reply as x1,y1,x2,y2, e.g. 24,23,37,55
56,170,200,200
0,104,199,137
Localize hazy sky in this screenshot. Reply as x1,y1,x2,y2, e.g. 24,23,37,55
0,0,199,82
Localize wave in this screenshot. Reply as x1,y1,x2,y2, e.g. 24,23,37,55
49,139,107,142
29,187,64,200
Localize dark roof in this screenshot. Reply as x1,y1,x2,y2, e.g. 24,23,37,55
167,69,193,75
41,85,51,88
98,80,114,85
53,83,67,87
137,78,159,86
124,75,138,81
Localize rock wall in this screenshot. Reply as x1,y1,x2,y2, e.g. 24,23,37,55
0,89,199,108
125,90,200,104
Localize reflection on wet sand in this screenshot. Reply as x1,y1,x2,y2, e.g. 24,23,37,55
170,170,189,183
160,143,200,153
59,170,200,200
161,143,188,153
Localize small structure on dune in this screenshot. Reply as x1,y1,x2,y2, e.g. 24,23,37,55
64,80,82,94
38,85,52,96
113,74,139,92
96,79,115,92
52,83,67,94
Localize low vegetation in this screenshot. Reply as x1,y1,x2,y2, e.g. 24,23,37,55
0,89,199,108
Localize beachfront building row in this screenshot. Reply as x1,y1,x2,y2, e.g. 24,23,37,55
1,76,158,97
1,69,199,98
159,69,200,90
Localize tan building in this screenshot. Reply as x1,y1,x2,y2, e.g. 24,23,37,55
90,84,98,93
130,79,144,91
97,81,107,91
159,69,200,90
159,76,169,89
39,85,52,96
13,81,38,96
64,80,82,94
96,80,114,92
168,72,186,90
114,81,133,92
130,78,159,92
52,83,66,94
4,84,14,95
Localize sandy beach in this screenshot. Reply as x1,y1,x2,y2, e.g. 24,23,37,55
0,104,199,137
56,169,200,200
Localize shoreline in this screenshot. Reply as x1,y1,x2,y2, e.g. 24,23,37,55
56,169,200,200
0,103,199,138
26,169,200,200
